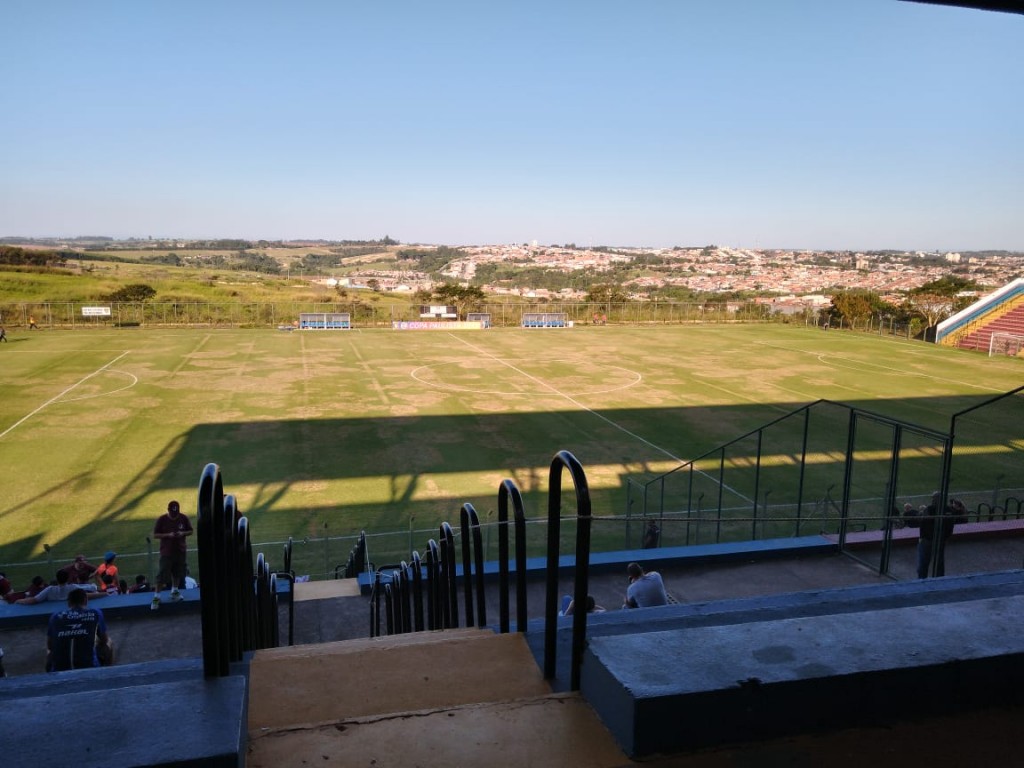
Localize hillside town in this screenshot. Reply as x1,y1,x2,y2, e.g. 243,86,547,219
331,244,1023,307
4,237,1022,309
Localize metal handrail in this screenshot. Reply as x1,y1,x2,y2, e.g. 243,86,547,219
439,522,458,628
411,550,424,632
459,504,487,628
426,539,440,630
277,537,295,646
197,463,228,678
542,450,592,691
497,479,528,633
198,463,283,676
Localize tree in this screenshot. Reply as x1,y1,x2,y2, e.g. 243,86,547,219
104,284,156,302
433,283,485,317
827,290,880,328
908,275,979,328
586,284,627,303
366,278,381,292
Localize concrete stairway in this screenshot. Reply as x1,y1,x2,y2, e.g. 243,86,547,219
559,570,1024,757
246,628,631,767
0,657,247,768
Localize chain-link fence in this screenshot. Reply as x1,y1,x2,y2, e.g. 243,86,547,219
0,300,815,330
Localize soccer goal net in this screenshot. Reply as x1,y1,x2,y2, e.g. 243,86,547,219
989,332,1024,357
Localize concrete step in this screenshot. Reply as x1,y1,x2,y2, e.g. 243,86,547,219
581,593,1024,757
528,569,1024,690
247,691,630,768
5,673,246,768
248,629,553,732
0,656,205,702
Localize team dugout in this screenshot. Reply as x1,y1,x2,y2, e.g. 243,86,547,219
522,312,569,328
299,313,351,330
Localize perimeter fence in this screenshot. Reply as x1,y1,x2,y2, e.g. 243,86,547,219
0,300,918,338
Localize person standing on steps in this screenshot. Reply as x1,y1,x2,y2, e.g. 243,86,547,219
151,500,193,609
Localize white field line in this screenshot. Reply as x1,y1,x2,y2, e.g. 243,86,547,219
753,341,1009,394
446,335,755,504
448,334,681,462
0,351,130,440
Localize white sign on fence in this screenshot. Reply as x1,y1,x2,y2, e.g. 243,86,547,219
82,306,112,317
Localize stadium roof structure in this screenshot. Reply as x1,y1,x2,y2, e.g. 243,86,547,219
901,0,1024,14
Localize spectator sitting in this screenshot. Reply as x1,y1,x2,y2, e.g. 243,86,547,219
93,552,119,588
0,572,11,600
623,562,669,609
61,555,97,585
564,595,606,616
127,574,152,593
17,569,104,604
101,573,120,595
5,575,46,603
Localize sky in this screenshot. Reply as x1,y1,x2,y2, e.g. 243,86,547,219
1,1,1021,251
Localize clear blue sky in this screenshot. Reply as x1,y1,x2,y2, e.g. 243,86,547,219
2,1,1021,251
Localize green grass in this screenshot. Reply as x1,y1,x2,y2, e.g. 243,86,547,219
0,324,1020,583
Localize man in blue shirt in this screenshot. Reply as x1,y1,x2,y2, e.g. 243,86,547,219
47,588,111,671
624,562,669,608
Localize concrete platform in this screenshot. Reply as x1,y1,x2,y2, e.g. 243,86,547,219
248,629,552,732
247,630,634,767
247,692,629,768
581,594,1024,757
3,673,247,768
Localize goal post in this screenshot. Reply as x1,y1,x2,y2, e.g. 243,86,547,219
989,332,1024,357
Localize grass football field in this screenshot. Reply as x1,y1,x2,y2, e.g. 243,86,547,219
0,323,1020,582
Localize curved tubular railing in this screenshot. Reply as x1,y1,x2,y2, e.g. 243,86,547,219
278,537,295,646
459,506,476,626
398,562,412,634
498,479,528,633
267,571,279,648
223,494,242,663
542,450,593,692
459,504,488,628
426,540,440,630
236,516,255,652
255,553,270,648
198,463,229,678
370,570,383,637
383,582,395,635
440,522,459,628
370,563,401,637
1004,496,1022,519
411,550,425,632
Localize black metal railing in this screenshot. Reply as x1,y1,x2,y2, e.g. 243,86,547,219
338,532,369,578
197,463,282,678
366,476,534,639
542,450,592,692
362,453,593,690
459,504,487,628
497,478,528,634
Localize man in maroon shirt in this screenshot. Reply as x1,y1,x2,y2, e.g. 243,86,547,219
151,500,193,610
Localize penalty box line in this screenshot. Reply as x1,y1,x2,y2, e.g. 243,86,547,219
0,351,131,441
447,334,683,463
